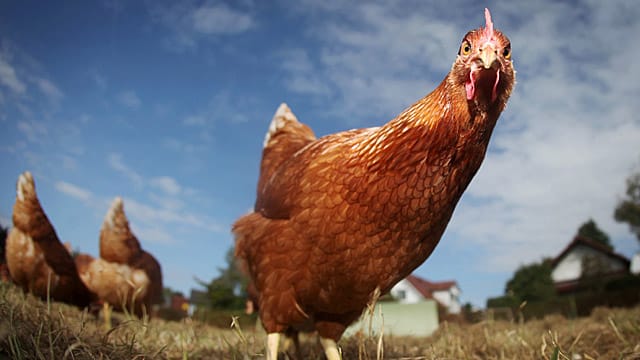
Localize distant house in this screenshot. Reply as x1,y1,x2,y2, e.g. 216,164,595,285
551,236,631,294
631,253,640,275
390,274,461,314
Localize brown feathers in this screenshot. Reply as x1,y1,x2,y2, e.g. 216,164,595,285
74,252,151,317
99,197,164,314
233,8,515,351
5,171,95,308
5,173,163,318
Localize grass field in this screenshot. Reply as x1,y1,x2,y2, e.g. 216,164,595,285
1,281,639,359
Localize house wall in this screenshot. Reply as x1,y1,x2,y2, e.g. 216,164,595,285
552,244,627,282
344,300,439,337
390,279,424,304
632,253,640,275
433,287,461,314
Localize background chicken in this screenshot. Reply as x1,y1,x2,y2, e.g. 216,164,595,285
74,252,150,318
99,197,163,317
5,171,95,308
233,8,515,360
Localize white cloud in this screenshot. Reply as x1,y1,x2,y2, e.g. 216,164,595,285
210,91,251,124
123,197,225,234
0,56,26,94
149,192,185,211
60,155,78,170
150,176,182,196
130,223,174,244
276,1,640,277
277,48,332,96
103,155,221,234
148,2,255,52
163,137,200,154
192,4,253,35
0,45,64,120
183,115,207,126
55,181,93,202
117,90,141,109
34,77,64,104
277,3,464,122
90,70,107,90
107,153,144,187
17,120,48,143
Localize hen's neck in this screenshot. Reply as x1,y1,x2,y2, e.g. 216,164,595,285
361,75,500,173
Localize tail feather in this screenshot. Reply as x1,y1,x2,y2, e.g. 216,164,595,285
13,171,53,241
9,171,96,308
16,171,35,202
257,104,317,210
232,212,264,258
263,103,316,149
100,197,142,263
103,197,128,233
233,212,296,266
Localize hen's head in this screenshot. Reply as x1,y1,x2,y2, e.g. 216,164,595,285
450,8,515,111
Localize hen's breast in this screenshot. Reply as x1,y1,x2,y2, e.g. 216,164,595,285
5,229,42,287
284,120,489,310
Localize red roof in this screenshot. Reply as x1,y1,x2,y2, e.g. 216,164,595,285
551,236,630,268
405,274,458,300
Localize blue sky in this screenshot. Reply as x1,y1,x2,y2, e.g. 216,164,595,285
1,0,639,307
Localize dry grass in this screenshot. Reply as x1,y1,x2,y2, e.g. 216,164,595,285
1,281,639,359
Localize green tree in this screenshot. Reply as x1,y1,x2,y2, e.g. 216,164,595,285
577,219,613,250
505,258,556,302
197,247,248,310
217,247,248,293
614,169,640,244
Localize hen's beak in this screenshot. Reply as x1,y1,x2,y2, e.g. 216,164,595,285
479,44,498,69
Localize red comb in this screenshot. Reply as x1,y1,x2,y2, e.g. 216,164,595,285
484,8,494,40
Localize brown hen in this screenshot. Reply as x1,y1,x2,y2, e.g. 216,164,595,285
233,9,515,360
99,197,163,317
5,171,95,308
74,252,150,317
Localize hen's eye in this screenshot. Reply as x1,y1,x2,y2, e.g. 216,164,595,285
503,45,511,59
460,41,471,56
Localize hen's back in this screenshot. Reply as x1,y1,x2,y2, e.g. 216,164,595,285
256,103,316,210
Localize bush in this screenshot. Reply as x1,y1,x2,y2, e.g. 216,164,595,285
156,307,188,322
605,274,640,291
488,287,640,321
191,307,257,329
486,294,519,309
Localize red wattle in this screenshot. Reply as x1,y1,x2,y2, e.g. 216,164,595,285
466,72,475,100
491,70,500,102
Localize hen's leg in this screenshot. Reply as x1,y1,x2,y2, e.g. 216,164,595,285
283,329,301,359
315,311,362,360
266,333,280,360
319,337,341,360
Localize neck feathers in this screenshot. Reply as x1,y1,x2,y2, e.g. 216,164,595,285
359,75,498,173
